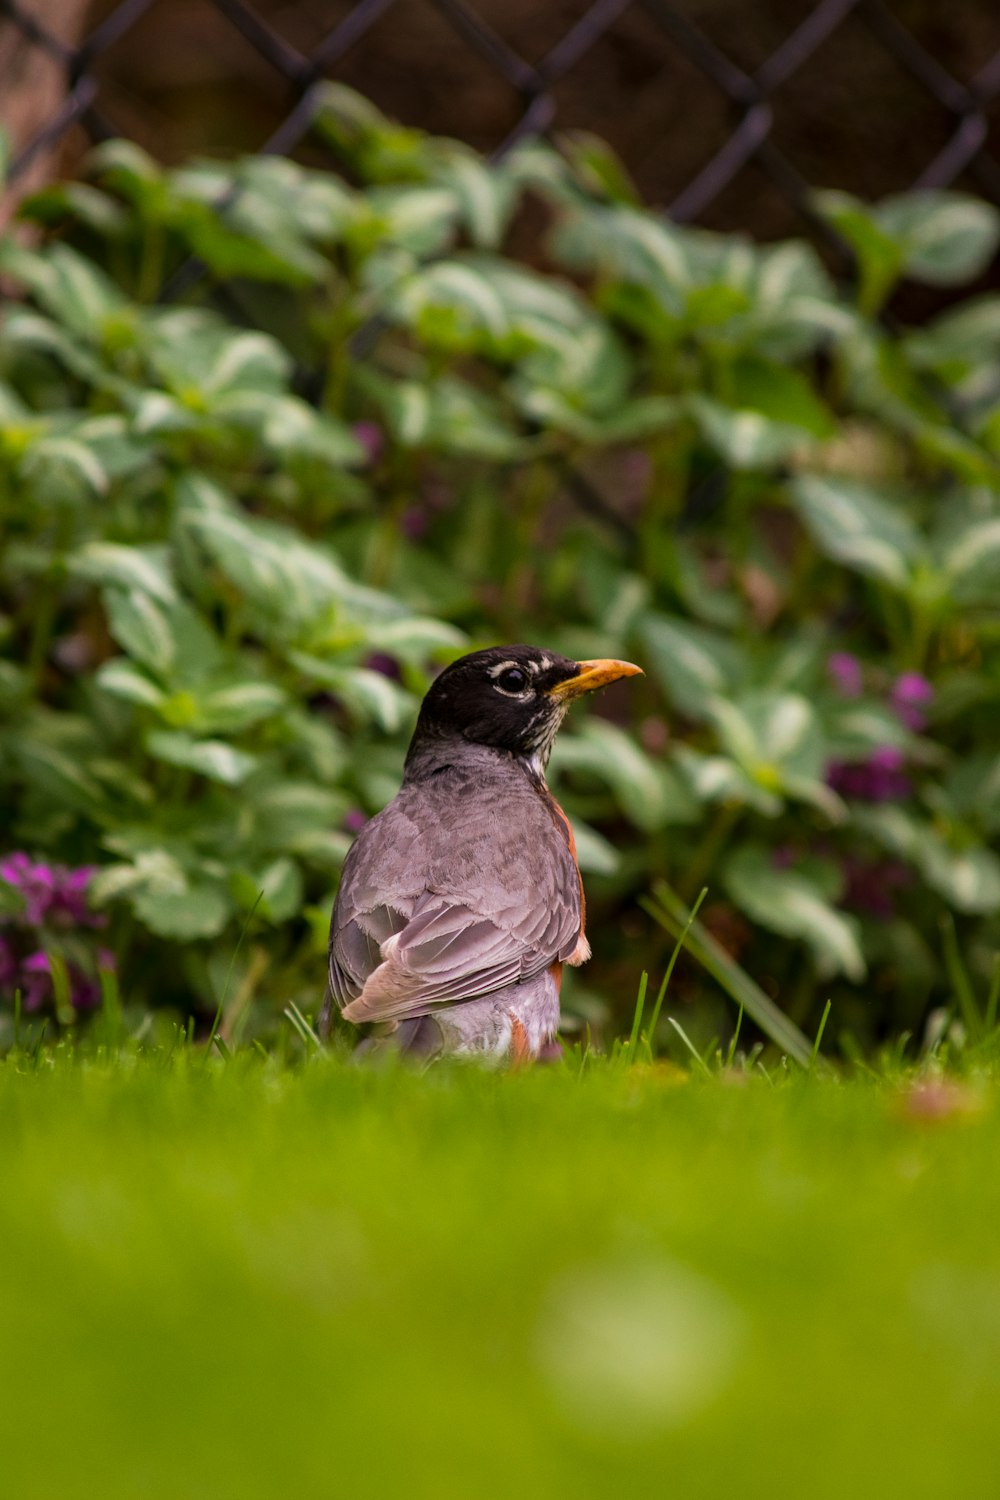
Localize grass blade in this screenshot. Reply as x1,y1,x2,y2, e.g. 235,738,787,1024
941,914,981,1039
646,887,707,1056
625,970,648,1063
811,999,832,1066
665,1016,712,1078
284,1001,325,1054
986,954,1000,1036
642,880,815,1068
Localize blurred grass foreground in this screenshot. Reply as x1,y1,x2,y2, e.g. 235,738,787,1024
1,1045,998,1500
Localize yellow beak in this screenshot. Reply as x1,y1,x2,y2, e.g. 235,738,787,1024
546,658,643,701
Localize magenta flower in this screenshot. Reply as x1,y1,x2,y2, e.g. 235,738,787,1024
52,866,103,927
364,652,401,681
20,950,52,1012
0,936,15,988
352,421,384,466
1,854,103,928
0,854,113,1016
1,853,56,924
842,857,912,920
827,652,863,698
343,809,367,835
400,507,429,542
890,673,934,732
826,745,911,802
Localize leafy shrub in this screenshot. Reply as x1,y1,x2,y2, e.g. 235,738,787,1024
1,86,999,1049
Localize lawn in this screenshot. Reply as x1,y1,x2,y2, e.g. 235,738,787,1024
0,1046,997,1499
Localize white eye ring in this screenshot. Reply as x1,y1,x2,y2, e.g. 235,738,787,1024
488,661,533,696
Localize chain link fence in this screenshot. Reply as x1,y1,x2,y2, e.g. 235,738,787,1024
3,0,1000,242
3,0,998,539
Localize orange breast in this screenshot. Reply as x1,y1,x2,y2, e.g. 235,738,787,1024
549,794,586,940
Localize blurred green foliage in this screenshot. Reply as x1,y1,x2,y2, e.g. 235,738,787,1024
2,85,1000,1049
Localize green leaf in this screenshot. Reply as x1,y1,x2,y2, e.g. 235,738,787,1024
640,615,747,718
941,753,1000,836
178,493,349,627
87,139,165,212
941,514,1000,603
0,241,127,341
104,589,176,677
878,192,1000,286
905,295,1000,374
727,359,836,439
568,819,620,876
554,204,690,315
813,191,903,313
817,189,1000,307
790,475,924,589
194,682,287,733
361,617,466,663
689,395,813,469
233,856,304,923
290,656,413,732
96,660,166,709
71,543,177,604
361,370,524,459
366,185,459,255
707,691,842,820
145,731,259,785
552,720,698,831
860,807,1000,915
919,841,1000,916
723,845,866,981
518,389,678,445
248,783,350,866
429,146,517,248
555,130,641,205
20,434,108,500
13,738,110,818
18,181,129,236
132,881,233,940
214,392,364,465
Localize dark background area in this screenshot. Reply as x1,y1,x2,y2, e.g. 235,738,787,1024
4,0,1000,248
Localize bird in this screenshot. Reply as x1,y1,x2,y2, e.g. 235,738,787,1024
320,644,642,1062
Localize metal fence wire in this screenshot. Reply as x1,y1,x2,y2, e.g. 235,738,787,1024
3,0,999,541
4,0,1000,231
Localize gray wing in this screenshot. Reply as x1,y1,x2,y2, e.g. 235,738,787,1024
328,778,582,1025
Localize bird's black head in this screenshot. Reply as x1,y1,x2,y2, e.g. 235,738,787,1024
405,644,641,778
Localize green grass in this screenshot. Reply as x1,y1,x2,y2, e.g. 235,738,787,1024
1,1046,998,1499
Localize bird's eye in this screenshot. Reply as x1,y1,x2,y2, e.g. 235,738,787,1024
496,666,529,693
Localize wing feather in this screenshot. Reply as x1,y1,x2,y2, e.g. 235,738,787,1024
328,764,584,1025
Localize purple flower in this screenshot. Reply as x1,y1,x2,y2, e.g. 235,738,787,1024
890,673,934,732
827,652,863,699
51,866,104,928
0,853,56,925
364,652,402,681
0,853,106,930
352,421,384,466
68,972,101,1010
842,857,912,920
0,936,15,988
827,745,911,802
400,508,428,542
20,950,51,1012
343,809,368,835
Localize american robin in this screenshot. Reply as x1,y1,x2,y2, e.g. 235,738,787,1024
321,644,642,1061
